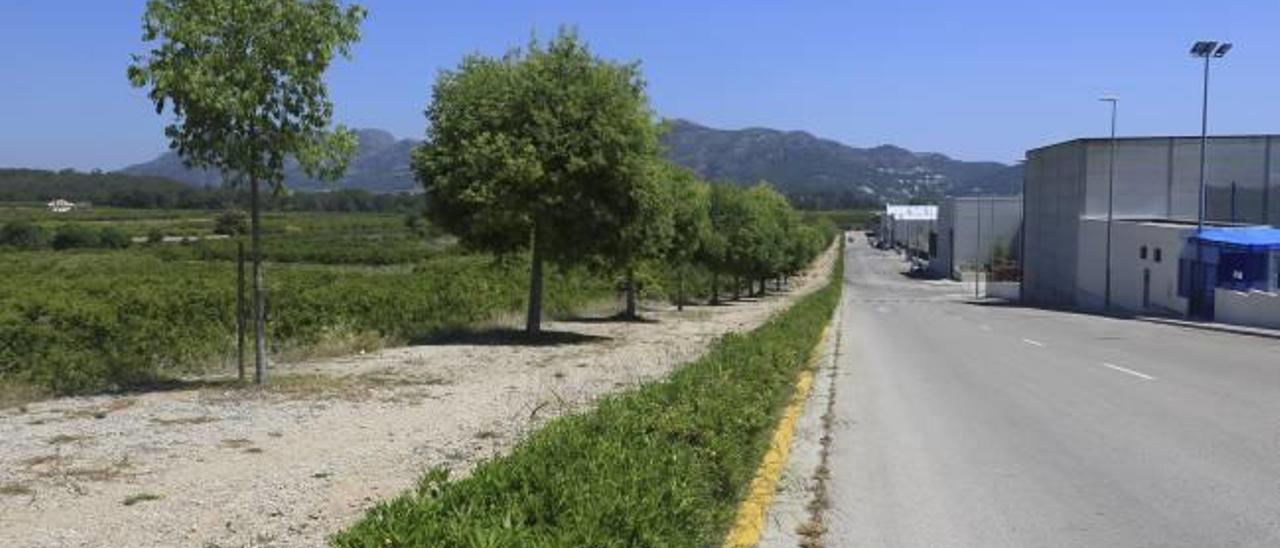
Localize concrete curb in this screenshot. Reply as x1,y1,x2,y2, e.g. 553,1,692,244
724,322,834,548
756,308,841,547
1135,316,1280,342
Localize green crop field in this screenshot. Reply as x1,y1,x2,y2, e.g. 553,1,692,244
0,205,612,398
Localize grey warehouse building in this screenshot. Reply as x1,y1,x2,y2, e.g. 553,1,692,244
929,196,1023,280
1023,136,1280,324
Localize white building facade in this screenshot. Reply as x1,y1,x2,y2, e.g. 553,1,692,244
1023,136,1280,328
929,196,1022,280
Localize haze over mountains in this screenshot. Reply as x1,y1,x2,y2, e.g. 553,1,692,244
120,120,1023,205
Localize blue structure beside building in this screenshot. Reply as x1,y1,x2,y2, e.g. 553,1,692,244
1024,136,1280,330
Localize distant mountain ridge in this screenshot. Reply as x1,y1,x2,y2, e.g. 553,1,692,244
120,129,417,192
662,120,1022,205
120,121,1022,204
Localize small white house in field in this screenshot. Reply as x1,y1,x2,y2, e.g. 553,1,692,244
47,198,76,213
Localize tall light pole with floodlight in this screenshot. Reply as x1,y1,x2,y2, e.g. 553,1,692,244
1189,40,1230,318
1190,40,1231,233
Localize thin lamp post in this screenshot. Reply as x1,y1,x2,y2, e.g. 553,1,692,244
1190,40,1231,317
1191,40,1231,233
975,199,982,299
1099,95,1118,311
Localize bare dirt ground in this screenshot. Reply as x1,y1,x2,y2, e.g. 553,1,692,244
0,246,834,548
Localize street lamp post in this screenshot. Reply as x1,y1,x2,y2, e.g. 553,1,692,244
1099,96,1118,312
1191,40,1232,233
1189,40,1231,318
975,199,982,299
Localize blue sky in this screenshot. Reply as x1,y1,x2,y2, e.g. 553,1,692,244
1,0,1276,171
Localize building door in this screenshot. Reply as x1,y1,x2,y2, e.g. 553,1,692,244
1142,268,1151,310
1186,260,1216,320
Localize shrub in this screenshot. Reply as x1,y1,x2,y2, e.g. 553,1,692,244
51,224,101,250
213,209,249,236
333,257,841,547
0,221,47,250
0,250,611,394
98,227,131,249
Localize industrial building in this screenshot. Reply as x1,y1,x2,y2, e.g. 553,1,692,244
929,196,1022,280
878,204,937,257
1022,136,1280,328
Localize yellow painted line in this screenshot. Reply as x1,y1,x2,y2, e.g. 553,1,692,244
724,325,829,548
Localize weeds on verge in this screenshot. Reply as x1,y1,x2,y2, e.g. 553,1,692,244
122,492,162,506
333,257,842,547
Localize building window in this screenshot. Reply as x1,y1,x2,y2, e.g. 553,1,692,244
1154,248,1162,263
1140,246,1148,260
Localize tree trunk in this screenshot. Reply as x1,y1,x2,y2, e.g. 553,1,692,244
775,276,782,291
624,268,638,320
251,177,267,385
711,272,720,305
677,268,685,312
236,240,246,382
526,230,544,335
733,275,741,300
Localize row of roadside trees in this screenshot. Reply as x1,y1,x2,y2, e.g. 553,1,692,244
127,1,830,387
416,30,830,334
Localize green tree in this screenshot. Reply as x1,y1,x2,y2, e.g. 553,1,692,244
704,182,809,300
129,0,365,383
743,183,798,296
415,29,660,334
662,165,711,311
707,183,750,301
609,159,675,320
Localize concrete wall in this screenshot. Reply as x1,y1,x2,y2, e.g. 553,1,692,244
1076,220,1193,315
1079,136,1280,225
986,281,1021,301
931,196,1022,279
1216,289,1280,330
892,218,935,255
1023,141,1084,307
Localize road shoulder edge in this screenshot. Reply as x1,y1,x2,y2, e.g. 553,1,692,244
744,301,843,547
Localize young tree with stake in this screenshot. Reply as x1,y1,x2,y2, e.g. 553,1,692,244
129,0,365,384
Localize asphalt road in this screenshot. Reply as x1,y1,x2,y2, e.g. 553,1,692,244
825,236,1280,547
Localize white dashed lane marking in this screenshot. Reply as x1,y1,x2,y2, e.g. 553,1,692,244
1101,362,1156,381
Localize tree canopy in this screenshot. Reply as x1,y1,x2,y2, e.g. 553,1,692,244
127,0,366,187
415,29,661,332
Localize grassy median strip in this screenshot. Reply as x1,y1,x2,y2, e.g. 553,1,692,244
333,258,842,548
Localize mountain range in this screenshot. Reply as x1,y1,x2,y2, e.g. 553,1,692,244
120,120,1023,205
120,129,417,192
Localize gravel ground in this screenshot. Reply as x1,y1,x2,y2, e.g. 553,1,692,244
0,247,834,548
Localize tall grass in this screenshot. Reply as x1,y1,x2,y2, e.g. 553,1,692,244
332,252,842,547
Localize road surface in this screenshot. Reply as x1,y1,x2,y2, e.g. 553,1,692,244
826,236,1280,547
